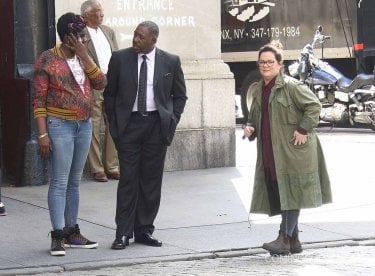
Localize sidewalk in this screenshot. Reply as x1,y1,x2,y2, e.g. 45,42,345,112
1,129,375,275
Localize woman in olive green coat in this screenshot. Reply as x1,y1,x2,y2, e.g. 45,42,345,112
243,42,332,255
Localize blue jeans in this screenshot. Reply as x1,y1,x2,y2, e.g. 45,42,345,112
47,116,92,230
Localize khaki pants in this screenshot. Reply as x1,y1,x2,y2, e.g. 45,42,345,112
88,89,119,174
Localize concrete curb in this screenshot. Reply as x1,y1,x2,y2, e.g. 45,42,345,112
2,238,374,275
63,252,215,272
0,266,64,276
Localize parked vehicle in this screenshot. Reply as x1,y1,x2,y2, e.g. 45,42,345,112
289,26,375,130
221,0,375,123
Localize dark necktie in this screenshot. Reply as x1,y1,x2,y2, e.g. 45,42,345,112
138,55,147,113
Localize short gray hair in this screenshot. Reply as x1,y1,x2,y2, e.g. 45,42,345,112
138,21,159,39
80,0,100,16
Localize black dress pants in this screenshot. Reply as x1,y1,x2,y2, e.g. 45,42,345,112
115,112,167,238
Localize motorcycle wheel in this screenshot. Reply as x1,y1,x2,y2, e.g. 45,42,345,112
240,70,261,124
369,97,375,131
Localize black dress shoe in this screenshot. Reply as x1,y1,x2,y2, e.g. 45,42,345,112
111,236,129,250
135,233,162,247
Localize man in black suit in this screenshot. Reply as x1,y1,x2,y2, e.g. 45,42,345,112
104,21,187,250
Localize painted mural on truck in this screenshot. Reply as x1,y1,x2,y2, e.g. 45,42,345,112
221,0,357,53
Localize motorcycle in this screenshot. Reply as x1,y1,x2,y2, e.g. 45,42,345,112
288,26,375,130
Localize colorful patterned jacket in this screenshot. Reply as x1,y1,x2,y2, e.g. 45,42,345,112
33,44,107,120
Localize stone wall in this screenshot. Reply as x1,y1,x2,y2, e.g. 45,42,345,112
165,59,235,170
56,0,236,173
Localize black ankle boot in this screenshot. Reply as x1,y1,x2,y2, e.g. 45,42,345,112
63,224,98,249
50,230,65,256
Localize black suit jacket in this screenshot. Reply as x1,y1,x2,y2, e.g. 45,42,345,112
103,47,187,145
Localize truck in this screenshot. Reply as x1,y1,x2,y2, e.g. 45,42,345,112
221,0,375,121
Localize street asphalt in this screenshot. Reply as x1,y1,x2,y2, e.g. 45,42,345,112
1,128,375,275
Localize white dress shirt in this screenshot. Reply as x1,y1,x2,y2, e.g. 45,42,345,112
87,26,112,74
133,48,157,112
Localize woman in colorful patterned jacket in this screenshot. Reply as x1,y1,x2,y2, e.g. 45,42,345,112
33,12,106,256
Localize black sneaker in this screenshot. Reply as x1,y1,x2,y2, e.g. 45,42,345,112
0,202,6,216
64,224,98,249
50,230,65,256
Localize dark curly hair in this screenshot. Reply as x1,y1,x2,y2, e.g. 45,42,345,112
57,12,87,42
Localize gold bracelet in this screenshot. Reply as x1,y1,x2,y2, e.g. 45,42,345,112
38,133,48,139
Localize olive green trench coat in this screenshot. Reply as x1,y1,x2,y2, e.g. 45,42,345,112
247,72,332,216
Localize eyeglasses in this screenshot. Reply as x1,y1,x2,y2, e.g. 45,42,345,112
257,60,276,66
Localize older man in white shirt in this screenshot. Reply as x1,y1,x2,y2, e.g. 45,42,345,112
81,0,119,182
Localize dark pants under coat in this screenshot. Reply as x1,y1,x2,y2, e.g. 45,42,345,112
115,112,167,238
266,180,300,237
